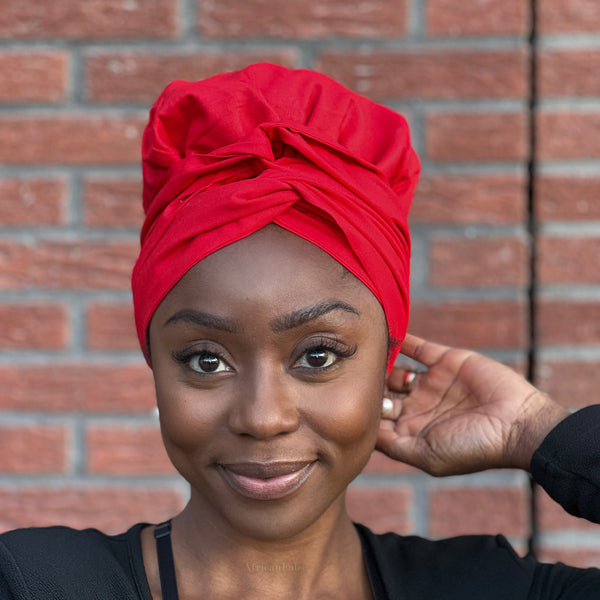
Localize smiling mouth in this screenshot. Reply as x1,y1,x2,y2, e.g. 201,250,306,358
217,461,316,500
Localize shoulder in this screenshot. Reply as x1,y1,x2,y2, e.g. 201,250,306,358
358,524,600,599
0,524,148,599
0,523,140,566
356,524,535,597
357,521,529,565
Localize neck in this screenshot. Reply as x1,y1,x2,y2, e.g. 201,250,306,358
169,494,371,600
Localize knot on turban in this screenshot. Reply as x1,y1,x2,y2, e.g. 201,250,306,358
133,63,420,372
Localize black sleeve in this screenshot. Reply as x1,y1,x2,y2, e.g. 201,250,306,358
528,560,600,599
530,404,600,523
524,405,600,597
358,405,600,600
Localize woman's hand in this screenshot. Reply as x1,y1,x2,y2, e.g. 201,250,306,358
376,334,570,476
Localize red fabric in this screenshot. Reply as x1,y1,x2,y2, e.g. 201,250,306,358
133,63,420,372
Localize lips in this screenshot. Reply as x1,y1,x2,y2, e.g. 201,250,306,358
217,460,316,500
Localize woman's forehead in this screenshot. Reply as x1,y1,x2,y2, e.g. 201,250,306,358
156,225,380,318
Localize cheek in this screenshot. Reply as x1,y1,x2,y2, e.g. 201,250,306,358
153,373,226,467
307,368,385,450
303,331,388,452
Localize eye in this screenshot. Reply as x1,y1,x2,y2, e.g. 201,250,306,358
188,351,231,374
293,338,357,372
296,347,338,369
172,347,233,375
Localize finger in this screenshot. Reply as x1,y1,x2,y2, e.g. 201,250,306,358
400,333,453,367
387,368,419,394
375,427,425,469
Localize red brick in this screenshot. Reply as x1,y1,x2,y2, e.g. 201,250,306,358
430,236,529,288
199,0,407,39
537,488,600,533
87,303,138,350
318,49,528,100
411,174,526,225
0,0,178,40
537,112,600,160
0,486,185,534
87,424,175,475
429,485,528,537
538,0,600,33
536,360,600,409
536,299,600,345
0,115,144,165
538,50,600,98
0,177,67,226
85,51,299,103
426,112,528,162
83,177,144,228
426,0,529,36
536,175,600,221
0,364,155,413
409,300,527,349
0,425,68,474
0,303,68,350
0,240,137,291
538,547,600,569
346,485,412,534
537,236,600,285
0,51,68,103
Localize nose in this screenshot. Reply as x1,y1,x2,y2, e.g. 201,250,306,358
227,365,299,439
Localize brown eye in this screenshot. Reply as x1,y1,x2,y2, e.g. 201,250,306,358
189,352,229,374
306,349,329,367
298,348,337,369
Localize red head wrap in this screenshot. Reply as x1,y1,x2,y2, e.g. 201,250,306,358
133,63,420,372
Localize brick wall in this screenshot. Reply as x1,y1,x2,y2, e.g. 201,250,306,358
1,0,599,567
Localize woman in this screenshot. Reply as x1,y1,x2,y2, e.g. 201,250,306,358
1,63,599,599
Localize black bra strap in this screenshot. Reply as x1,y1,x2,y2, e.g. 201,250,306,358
154,520,180,600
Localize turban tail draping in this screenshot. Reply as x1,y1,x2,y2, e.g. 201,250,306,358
133,63,420,373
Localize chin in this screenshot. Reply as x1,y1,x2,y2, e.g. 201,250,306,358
221,492,349,543
181,464,352,543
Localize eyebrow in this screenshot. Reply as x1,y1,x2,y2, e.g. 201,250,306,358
164,301,360,335
164,310,239,333
269,301,360,333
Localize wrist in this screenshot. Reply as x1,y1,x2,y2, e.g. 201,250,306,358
507,392,571,471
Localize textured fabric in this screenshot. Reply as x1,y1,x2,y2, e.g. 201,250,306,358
0,523,152,600
531,404,600,522
132,63,420,371
357,524,600,599
2,526,599,600
2,407,600,599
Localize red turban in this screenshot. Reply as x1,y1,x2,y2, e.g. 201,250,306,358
133,63,420,373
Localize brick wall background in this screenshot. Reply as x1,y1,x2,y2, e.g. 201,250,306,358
1,0,599,568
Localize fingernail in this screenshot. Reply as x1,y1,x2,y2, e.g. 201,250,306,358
403,371,416,386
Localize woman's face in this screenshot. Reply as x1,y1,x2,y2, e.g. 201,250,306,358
149,225,388,541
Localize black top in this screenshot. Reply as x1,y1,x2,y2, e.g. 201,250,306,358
2,406,600,599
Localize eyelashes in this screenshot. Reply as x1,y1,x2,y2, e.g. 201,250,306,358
293,337,357,371
171,337,357,376
171,345,232,375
